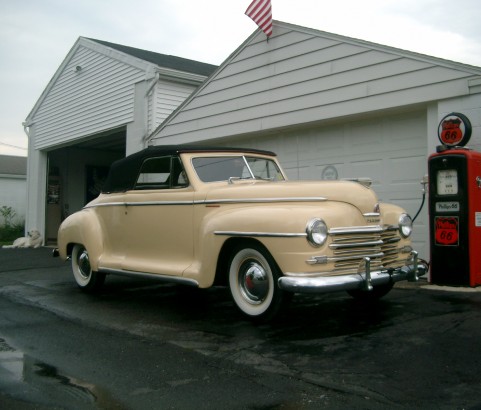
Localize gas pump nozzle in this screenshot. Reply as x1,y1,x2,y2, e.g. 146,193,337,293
421,174,428,193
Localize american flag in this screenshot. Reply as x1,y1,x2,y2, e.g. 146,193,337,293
245,0,273,37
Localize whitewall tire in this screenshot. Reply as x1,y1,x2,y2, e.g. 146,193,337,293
228,244,290,322
71,244,106,292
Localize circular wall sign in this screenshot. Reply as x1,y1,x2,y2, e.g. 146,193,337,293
437,112,472,147
321,165,338,180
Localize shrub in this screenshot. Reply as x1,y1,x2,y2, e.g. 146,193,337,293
0,205,16,228
0,206,25,244
0,223,25,243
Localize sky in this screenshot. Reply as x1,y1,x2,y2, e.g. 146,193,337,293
1,0,481,156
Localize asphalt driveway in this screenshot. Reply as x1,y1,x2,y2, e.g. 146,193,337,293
1,247,481,409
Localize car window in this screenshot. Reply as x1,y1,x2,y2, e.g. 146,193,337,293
246,157,284,181
192,156,284,182
135,156,188,190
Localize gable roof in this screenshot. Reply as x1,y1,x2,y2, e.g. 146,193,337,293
0,155,27,176
88,39,217,77
149,20,481,145
25,37,218,124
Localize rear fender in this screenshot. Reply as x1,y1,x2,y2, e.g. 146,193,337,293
57,209,104,271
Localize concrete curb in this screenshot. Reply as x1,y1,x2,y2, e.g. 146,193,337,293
395,277,481,292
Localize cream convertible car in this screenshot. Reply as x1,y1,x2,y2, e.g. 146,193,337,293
55,145,426,321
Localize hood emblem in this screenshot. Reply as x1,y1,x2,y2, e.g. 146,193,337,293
373,203,380,213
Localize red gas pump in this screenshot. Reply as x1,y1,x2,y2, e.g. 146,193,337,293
428,112,481,287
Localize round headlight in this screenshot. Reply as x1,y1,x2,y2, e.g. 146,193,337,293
399,213,413,238
306,218,328,247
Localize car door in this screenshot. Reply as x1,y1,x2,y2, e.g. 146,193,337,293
120,155,194,276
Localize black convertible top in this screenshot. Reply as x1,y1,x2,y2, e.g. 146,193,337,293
102,145,277,193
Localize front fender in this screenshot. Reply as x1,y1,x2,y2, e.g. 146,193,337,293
380,202,407,225
204,203,367,236
186,202,366,285
57,209,104,271
380,202,413,249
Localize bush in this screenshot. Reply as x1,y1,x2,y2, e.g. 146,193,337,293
0,206,25,245
0,223,25,243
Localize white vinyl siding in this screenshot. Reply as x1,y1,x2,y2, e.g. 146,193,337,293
151,23,480,145
34,45,146,149
221,110,428,259
148,21,481,260
0,176,27,224
147,80,198,133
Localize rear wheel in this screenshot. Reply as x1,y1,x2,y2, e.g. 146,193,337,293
228,244,290,322
71,244,106,292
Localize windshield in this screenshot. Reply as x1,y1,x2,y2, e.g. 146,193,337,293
192,156,285,183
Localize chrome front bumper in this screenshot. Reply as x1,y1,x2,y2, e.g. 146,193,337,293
278,251,427,294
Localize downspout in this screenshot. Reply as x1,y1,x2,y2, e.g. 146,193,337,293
145,72,160,96
22,121,32,237
22,121,31,138
142,72,160,148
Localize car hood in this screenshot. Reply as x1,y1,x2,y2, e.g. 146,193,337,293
202,180,380,215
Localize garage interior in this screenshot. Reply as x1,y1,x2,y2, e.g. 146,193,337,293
45,128,126,244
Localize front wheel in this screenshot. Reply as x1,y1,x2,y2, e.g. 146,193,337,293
228,244,290,322
71,244,106,292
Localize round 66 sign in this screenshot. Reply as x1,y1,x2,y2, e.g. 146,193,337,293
435,216,459,246
437,112,472,147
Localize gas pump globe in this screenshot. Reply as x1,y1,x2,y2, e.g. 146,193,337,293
428,112,481,287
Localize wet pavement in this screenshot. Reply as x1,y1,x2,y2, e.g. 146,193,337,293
1,247,481,409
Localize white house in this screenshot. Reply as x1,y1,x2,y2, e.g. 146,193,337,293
23,37,217,243
24,21,481,257
0,155,27,226
149,20,481,260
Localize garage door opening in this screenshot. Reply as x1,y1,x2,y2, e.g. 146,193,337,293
45,129,126,244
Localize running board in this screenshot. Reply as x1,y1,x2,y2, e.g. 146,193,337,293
98,267,199,287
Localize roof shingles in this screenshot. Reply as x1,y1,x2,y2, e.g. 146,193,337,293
0,155,27,176
88,38,218,77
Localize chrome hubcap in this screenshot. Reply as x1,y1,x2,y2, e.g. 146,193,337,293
239,260,269,304
77,249,91,279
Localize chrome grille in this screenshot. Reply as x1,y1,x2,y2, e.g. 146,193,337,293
381,227,403,267
328,225,402,273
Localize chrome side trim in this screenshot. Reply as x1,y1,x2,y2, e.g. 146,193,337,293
85,201,197,208
204,197,327,204
214,231,306,238
84,196,328,209
124,201,194,206
84,202,126,208
98,267,199,287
